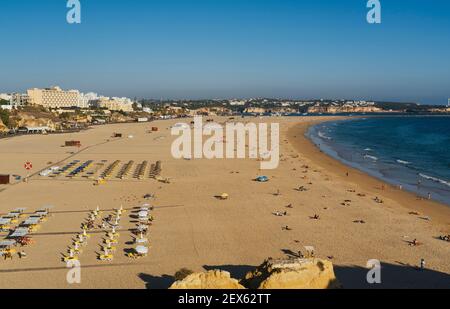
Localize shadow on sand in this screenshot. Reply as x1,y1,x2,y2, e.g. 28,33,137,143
138,262,450,289
138,273,174,289
334,262,450,289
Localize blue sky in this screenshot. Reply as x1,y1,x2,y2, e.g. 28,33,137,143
0,0,449,104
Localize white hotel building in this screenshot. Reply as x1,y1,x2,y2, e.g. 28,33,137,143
27,86,80,109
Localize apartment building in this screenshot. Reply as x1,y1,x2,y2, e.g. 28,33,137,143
27,86,80,108
95,97,134,112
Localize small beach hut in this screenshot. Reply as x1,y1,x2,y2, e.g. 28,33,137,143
0,174,10,185
65,141,81,147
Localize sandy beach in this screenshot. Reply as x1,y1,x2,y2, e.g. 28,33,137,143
0,116,449,289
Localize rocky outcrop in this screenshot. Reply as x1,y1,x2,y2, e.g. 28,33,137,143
14,114,58,131
307,105,382,114
0,118,7,132
110,112,133,123
10,110,60,131
169,258,341,290
242,258,341,289
170,270,245,289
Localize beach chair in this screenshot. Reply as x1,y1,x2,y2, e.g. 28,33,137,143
105,238,118,246
103,244,117,252
81,229,91,239
64,255,79,262
2,249,16,260
135,238,148,245
99,248,113,261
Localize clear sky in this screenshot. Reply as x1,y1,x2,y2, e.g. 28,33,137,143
0,0,449,104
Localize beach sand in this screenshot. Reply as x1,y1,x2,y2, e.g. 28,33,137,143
0,117,448,289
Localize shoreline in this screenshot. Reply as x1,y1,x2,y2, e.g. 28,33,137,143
287,117,450,228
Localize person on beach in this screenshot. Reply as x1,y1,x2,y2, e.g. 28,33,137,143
427,193,432,200
420,259,426,270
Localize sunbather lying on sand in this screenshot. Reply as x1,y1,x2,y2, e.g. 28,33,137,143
409,239,422,247
353,220,366,224
296,186,308,192
374,197,384,204
439,235,450,242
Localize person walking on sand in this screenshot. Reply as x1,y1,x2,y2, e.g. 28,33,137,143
420,259,426,271
428,193,432,200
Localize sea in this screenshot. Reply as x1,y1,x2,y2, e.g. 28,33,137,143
307,116,450,206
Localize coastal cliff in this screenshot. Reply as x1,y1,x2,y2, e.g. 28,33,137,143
307,105,382,114
0,118,7,132
170,270,245,289
10,111,60,131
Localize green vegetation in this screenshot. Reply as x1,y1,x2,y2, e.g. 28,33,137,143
0,99,9,106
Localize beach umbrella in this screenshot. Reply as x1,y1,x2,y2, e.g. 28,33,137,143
138,211,149,217
135,246,148,255
256,176,269,182
0,240,16,248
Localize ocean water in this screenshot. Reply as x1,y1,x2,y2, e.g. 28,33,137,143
307,116,450,206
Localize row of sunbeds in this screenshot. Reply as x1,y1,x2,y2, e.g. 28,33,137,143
1,207,52,260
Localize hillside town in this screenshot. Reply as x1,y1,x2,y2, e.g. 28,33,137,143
0,86,449,135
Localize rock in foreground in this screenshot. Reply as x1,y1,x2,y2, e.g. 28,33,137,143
170,270,245,289
243,258,341,289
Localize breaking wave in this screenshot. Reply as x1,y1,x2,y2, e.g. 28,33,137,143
396,159,411,165
419,173,450,187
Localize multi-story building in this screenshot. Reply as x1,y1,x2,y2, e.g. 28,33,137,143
10,93,29,108
78,92,99,109
0,93,28,109
94,97,134,112
27,86,80,109
0,93,11,101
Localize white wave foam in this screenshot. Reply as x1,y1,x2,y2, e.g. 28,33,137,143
396,159,411,165
364,155,378,161
318,131,332,140
419,173,450,187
